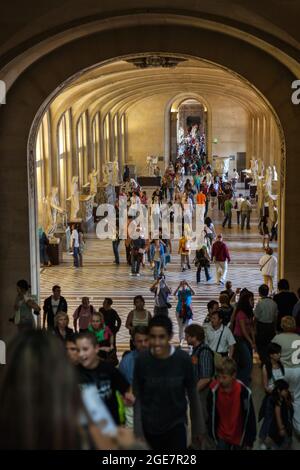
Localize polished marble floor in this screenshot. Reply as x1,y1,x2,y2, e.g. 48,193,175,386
40,185,278,352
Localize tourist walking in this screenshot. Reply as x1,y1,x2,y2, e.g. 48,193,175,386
259,248,277,293
211,234,231,285
174,281,195,346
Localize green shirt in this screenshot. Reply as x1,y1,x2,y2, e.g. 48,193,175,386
224,200,233,214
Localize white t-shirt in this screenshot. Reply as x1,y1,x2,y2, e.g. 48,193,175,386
51,297,60,316
236,197,245,211
71,229,79,248
259,254,277,277
205,324,236,353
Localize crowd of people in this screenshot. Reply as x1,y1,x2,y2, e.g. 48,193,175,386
4,271,300,451
2,158,300,451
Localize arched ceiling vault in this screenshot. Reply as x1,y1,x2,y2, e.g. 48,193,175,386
49,58,272,124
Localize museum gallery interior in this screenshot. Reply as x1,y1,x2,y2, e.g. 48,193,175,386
1,0,300,452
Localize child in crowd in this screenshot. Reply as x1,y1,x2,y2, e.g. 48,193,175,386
88,312,116,364
76,332,134,425
207,358,257,450
259,380,293,450
73,297,96,333
65,335,80,366
259,343,285,448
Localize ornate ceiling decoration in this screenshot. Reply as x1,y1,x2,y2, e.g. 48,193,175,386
126,56,186,68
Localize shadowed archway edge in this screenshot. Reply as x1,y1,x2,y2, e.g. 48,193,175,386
0,23,299,341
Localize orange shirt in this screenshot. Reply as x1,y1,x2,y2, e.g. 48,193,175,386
196,193,206,205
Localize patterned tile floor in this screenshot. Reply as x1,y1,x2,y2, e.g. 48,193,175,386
40,185,278,352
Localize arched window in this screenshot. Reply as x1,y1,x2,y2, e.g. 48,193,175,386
103,113,110,162
113,114,118,161
92,112,100,171
76,112,88,188
36,120,46,227
57,114,67,204
121,113,126,164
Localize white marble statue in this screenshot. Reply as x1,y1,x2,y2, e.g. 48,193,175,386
265,165,273,195
103,162,113,185
89,168,99,195
146,156,158,176
213,157,230,178
256,176,265,213
178,127,184,143
273,165,278,181
44,187,66,237
112,160,119,186
258,158,265,179
70,176,80,220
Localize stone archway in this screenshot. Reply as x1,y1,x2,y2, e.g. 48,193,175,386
164,91,213,165
1,21,299,341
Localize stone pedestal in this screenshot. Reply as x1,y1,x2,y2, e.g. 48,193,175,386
137,176,161,186
105,184,116,204
55,227,71,252
47,239,63,265
80,195,93,219
82,182,90,195
249,184,257,198
245,177,253,189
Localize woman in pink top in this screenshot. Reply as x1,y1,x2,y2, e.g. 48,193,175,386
232,291,256,387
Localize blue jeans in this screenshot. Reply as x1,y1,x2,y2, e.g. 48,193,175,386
112,240,120,264
168,187,174,201
196,266,211,282
73,247,79,267
154,260,161,279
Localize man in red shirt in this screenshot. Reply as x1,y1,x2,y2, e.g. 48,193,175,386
211,234,231,286
207,358,256,449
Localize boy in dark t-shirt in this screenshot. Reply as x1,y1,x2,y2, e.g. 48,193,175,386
133,315,205,450
76,332,133,424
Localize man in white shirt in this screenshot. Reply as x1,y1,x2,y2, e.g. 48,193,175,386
230,168,239,193
235,193,245,226
71,224,80,267
205,310,236,358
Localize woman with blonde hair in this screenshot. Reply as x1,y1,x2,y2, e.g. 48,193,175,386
53,311,74,342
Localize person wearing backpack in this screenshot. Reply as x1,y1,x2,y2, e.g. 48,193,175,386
185,323,215,449
194,247,212,283
73,297,96,333
259,247,277,293
207,358,257,450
